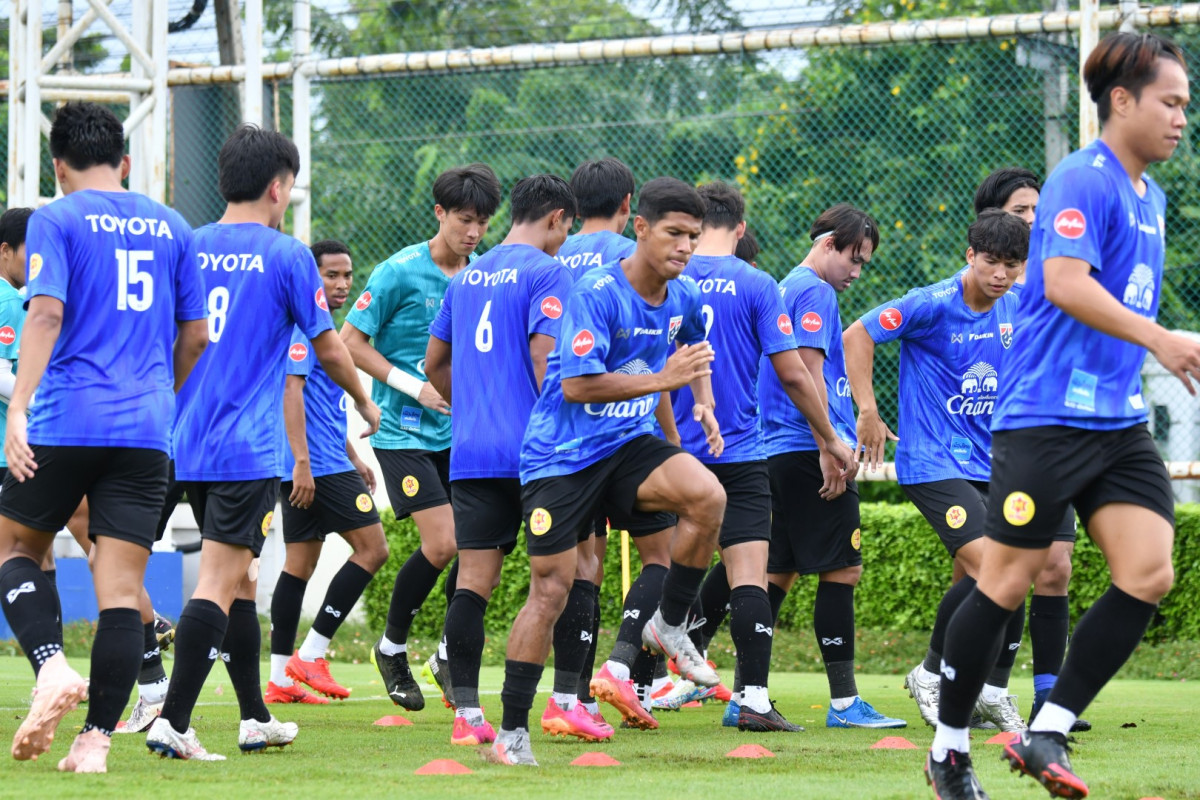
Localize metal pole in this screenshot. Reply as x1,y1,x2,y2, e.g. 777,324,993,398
244,0,263,125
1079,0,1100,146
56,0,73,72
130,1,150,196
292,0,312,242
9,0,25,205
1119,0,1139,31
150,0,169,203
22,0,44,207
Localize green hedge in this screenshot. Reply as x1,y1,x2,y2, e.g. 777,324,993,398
361,503,1200,644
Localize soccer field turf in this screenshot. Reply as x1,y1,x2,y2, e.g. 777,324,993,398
1,657,1197,799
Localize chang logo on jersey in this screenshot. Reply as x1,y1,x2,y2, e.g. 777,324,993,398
1053,209,1086,239
1123,264,1156,312
668,315,684,343
999,323,1013,349
878,307,903,331
800,312,822,333
834,377,853,398
614,358,653,376
777,314,794,335
945,362,998,416
288,343,308,362
198,252,265,272
695,277,737,295
540,296,563,319
0,326,14,346
572,330,595,357
316,288,328,310
584,396,656,419
959,362,997,394
355,291,372,311
83,214,175,238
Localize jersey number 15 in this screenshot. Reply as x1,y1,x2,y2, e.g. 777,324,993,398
116,249,153,312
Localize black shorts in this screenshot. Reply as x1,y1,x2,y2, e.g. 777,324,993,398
521,435,685,557
375,448,451,518
0,445,169,550
987,423,1173,549
154,460,187,542
280,470,381,543
767,450,862,575
184,478,281,558
452,478,523,553
707,461,771,548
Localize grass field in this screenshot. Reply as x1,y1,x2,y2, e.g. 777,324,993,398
1,657,1197,799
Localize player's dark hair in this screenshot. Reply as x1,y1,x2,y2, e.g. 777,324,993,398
968,208,1029,263
735,227,760,264
810,203,879,257
217,124,301,203
973,167,1040,216
1084,31,1186,124
48,102,125,170
697,182,745,230
510,174,577,225
635,177,705,226
0,208,35,251
433,163,502,217
311,239,350,266
569,158,635,219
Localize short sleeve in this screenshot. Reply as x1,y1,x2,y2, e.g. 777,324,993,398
344,261,402,338
752,272,797,356
674,280,706,346
786,281,838,353
284,244,335,340
0,294,24,361
24,211,69,305
429,273,455,343
285,326,313,378
860,288,934,345
558,286,612,379
1035,165,1112,271
172,224,207,322
527,261,572,339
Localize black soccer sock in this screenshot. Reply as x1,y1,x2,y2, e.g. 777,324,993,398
937,588,1011,728
139,620,168,685
43,567,62,637
445,588,488,708
500,659,544,731
222,599,270,724
552,579,595,694
1029,593,1070,677
767,581,788,622
729,585,773,689
161,599,228,733
82,607,142,736
577,584,602,703
659,562,707,626
1048,584,1157,715
815,580,857,698
653,655,668,681
443,558,458,602
630,647,658,695
987,598,1025,688
924,576,976,674
0,557,63,675
697,561,731,650
384,548,443,644
313,561,373,639
611,564,667,666
269,571,307,657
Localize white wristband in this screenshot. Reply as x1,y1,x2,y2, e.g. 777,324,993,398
386,367,424,399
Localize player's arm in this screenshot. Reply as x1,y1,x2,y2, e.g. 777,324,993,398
425,334,452,403
769,347,855,472
346,438,376,494
0,358,15,401
1045,256,1200,393
5,296,62,480
529,333,555,393
562,342,715,403
341,322,450,415
173,319,209,393
686,370,723,458
796,345,848,500
284,375,315,509
312,329,382,437
842,320,898,472
655,392,681,446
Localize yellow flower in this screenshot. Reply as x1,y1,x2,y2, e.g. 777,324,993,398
1000,41,1009,51
779,102,788,111
750,165,759,175
736,174,748,186
894,220,904,229
735,155,746,167
938,203,946,212
891,86,901,96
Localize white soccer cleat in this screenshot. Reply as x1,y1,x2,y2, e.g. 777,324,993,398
904,664,940,728
146,717,226,761
115,697,163,734
974,692,1027,733
238,715,298,752
641,610,719,687
489,727,538,767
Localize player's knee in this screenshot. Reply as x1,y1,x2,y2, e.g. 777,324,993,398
682,471,726,530
528,568,572,618
354,542,389,574
1137,561,1174,603
1034,554,1072,595
823,565,861,586
421,539,457,570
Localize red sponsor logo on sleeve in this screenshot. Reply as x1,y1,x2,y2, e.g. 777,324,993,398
315,288,328,310
777,314,794,335
572,330,595,356
541,296,563,319
288,343,308,362
800,312,822,333
355,291,372,311
1053,209,1086,239
0,327,15,346
879,307,903,331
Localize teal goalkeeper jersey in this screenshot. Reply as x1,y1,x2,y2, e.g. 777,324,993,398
345,240,464,451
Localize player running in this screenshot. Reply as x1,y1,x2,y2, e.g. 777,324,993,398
341,164,501,710
268,239,388,704
925,31,1196,799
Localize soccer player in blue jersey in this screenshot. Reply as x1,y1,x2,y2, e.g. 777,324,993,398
342,164,501,709
924,32,1198,799
845,210,1045,734
147,125,380,761
671,183,856,731
425,174,603,746
267,239,388,704
0,103,209,772
557,158,636,274
489,177,726,766
759,204,907,730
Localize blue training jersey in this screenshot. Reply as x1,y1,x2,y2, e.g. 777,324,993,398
24,190,204,451
0,281,25,467
174,223,333,481
760,265,856,455
429,244,572,480
282,326,353,478
994,139,1166,431
521,262,706,482
860,274,1018,484
672,255,796,463
556,230,635,280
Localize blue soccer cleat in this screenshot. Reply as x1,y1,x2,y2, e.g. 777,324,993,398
826,697,907,728
722,698,741,727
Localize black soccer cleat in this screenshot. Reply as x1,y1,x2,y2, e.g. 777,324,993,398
1003,730,1089,798
737,702,804,732
925,749,991,800
372,642,425,711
